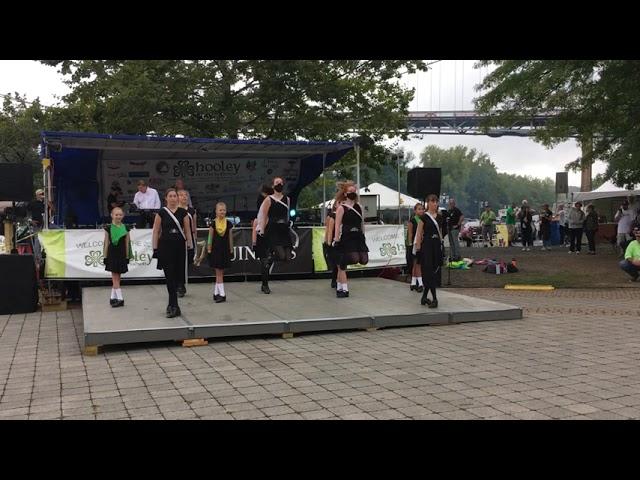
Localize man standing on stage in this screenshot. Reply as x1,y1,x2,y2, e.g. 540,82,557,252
133,180,161,228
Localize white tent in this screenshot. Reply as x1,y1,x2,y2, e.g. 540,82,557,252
317,182,423,209
572,180,640,202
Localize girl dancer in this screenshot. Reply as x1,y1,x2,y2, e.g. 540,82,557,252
415,194,444,308
256,177,293,294
406,202,425,293
333,181,369,298
152,188,192,318
207,202,234,303
177,189,197,297
103,206,131,307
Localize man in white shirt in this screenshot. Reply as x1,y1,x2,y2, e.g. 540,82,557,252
133,180,161,228
614,198,636,255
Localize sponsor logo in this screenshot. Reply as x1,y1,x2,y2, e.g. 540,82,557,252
85,250,105,267
156,161,170,175
173,160,241,177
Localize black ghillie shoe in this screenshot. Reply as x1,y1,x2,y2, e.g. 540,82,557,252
215,295,226,303
336,290,347,298
420,294,432,306
416,285,424,293
261,283,271,294
428,299,438,309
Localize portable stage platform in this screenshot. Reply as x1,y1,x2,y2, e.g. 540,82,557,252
81,278,522,354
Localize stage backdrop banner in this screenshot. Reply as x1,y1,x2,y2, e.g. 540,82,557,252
311,225,406,272
101,155,302,214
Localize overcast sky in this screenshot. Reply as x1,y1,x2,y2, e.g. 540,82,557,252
0,59,605,187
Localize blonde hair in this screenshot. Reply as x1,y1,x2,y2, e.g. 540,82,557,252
333,180,357,205
215,202,227,210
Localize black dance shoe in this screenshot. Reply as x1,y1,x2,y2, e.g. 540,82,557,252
215,295,226,303
261,283,271,294
420,294,432,306
428,299,438,309
166,306,181,318
110,299,118,307
331,279,337,289
416,285,424,293
336,290,347,298
114,300,124,308
410,284,416,291
213,294,220,302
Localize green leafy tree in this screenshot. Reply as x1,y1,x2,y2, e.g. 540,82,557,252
474,60,640,187
42,60,426,143
0,94,46,187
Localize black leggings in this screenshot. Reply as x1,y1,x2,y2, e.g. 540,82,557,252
570,228,583,252
522,228,533,247
421,271,438,300
339,252,369,271
585,230,596,252
260,246,292,284
163,262,182,307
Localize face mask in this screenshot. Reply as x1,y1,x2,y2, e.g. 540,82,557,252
346,192,357,200
274,184,284,193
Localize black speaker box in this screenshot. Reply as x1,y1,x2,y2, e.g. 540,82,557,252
407,168,442,200
0,254,38,314
0,164,33,201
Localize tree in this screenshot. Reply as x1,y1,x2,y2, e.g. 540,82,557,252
41,60,427,144
0,94,46,187
419,145,554,216
474,60,640,187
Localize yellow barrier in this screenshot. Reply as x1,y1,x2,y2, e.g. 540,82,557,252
504,284,555,291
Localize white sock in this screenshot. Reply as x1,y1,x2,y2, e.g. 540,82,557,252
111,288,117,300
219,284,225,297
343,283,349,292
214,283,220,295
417,277,423,287
337,282,343,291
115,288,123,300
411,276,417,285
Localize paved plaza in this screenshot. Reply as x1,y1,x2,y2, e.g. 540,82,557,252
1,287,639,420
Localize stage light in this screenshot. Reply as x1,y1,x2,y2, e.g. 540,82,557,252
290,209,297,217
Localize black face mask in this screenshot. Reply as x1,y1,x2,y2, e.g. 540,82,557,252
274,184,284,193
346,192,357,200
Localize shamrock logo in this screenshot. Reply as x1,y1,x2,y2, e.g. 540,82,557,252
379,243,397,257
85,250,104,267
173,160,194,177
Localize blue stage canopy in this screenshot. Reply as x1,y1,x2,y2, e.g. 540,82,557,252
41,131,353,226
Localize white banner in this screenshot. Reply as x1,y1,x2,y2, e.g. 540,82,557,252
351,224,407,269
101,155,301,214
42,229,163,279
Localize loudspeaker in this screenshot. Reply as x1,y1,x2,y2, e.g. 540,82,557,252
407,168,441,200
556,172,568,194
0,164,33,201
0,254,38,314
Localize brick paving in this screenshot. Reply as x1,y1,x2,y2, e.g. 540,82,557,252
1,287,639,420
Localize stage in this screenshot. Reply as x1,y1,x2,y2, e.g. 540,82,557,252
81,278,522,353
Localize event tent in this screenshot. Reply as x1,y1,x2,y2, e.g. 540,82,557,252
318,182,422,209
572,180,640,202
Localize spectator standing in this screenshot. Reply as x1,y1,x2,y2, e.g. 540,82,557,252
479,204,496,247
518,204,533,251
615,198,636,255
505,203,516,246
556,204,567,246
584,204,599,255
567,201,586,254
446,198,464,260
539,203,553,251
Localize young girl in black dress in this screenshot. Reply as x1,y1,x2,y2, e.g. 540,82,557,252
152,188,192,318
406,202,425,293
103,206,131,307
177,189,197,297
256,177,293,294
333,181,369,298
208,202,234,303
415,194,444,308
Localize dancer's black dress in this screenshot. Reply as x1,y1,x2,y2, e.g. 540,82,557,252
264,194,293,258
336,203,369,269
208,220,233,269
104,224,131,274
156,207,187,308
419,212,444,304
